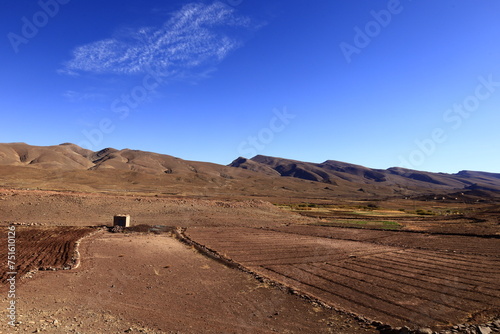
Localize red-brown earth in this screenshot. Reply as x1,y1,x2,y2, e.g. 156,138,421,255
0,143,499,333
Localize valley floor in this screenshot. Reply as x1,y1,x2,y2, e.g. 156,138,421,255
0,188,499,333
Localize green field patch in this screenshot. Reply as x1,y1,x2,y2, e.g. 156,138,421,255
349,210,416,217
311,219,401,230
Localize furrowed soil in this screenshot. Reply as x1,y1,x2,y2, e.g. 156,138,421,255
184,226,500,331
0,226,94,283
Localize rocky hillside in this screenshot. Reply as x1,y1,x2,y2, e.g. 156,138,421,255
229,155,500,196
0,143,499,200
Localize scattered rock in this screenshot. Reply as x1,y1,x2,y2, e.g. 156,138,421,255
477,326,492,334
399,326,411,334
416,328,433,334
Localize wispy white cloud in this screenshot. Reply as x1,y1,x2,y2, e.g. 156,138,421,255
59,2,259,77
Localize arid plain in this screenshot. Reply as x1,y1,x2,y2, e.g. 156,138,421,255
1,143,499,334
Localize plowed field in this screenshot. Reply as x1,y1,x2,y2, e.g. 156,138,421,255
0,226,94,284
185,226,500,330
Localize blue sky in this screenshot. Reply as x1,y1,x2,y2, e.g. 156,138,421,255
1,0,500,173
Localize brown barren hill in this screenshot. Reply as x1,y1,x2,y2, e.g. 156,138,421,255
0,142,500,201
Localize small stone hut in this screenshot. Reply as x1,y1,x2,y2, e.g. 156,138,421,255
113,214,131,227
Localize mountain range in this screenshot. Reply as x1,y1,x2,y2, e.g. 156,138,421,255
0,142,499,200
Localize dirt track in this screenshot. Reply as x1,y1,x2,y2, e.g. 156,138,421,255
185,227,500,331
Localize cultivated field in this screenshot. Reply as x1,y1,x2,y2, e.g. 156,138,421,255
1,230,376,334
184,226,500,331
0,226,94,284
